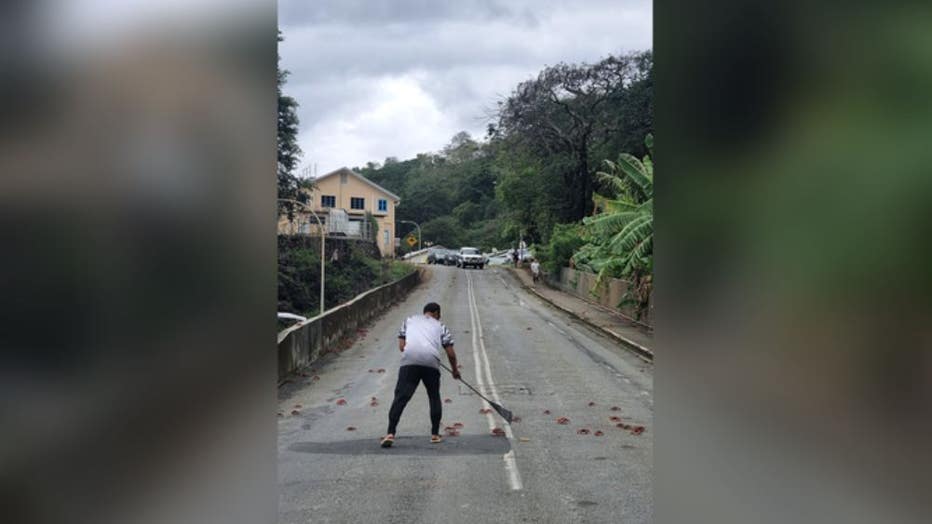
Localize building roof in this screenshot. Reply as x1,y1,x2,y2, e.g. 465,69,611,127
315,167,401,202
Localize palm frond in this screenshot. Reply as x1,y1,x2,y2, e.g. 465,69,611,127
616,153,652,199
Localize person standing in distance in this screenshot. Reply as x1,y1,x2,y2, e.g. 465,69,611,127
530,258,541,284
381,302,460,447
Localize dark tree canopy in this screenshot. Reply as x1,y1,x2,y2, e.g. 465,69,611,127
497,51,653,221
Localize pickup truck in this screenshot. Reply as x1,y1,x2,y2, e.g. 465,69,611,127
456,247,486,269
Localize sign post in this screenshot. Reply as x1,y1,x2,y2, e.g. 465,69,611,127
398,219,422,251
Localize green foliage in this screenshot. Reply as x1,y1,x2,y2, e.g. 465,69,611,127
356,131,505,251
572,135,654,317
420,216,463,248
496,51,654,222
536,222,587,276
575,134,654,281
278,236,414,317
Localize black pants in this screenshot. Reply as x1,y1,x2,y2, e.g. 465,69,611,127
387,365,442,435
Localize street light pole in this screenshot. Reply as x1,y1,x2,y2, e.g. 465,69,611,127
398,219,421,251
279,198,326,316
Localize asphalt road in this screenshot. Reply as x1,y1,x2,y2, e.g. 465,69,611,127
278,265,653,523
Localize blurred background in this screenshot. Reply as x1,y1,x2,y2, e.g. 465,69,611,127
0,1,276,523
657,0,932,522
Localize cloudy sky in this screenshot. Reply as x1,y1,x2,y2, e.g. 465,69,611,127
279,0,652,175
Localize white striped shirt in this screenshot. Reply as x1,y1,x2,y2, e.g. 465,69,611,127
397,315,454,369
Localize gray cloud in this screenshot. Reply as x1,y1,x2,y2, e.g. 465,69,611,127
279,0,651,174
280,0,534,28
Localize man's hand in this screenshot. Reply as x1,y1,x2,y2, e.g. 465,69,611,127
452,368,462,380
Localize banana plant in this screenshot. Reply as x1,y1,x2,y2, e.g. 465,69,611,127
572,135,653,315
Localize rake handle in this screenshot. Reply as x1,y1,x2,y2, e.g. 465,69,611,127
436,361,498,408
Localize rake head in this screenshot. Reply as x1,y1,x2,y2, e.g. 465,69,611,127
489,402,514,424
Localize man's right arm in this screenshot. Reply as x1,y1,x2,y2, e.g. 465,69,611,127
444,345,461,380
397,319,406,352
440,323,460,379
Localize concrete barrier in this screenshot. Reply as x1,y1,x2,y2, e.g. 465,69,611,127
277,269,422,381
550,267,653,328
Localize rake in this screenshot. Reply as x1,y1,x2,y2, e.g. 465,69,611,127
436,360,514,424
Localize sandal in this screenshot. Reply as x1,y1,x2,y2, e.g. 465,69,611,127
430,435,443,444
380,434,395,448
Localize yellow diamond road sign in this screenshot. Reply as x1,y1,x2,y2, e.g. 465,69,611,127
405,234,417,247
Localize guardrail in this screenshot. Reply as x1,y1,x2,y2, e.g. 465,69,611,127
401,247,431,260
277,269,422,381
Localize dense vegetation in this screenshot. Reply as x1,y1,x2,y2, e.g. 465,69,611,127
574,135,654,315
354,50,653,313
278,236,414,317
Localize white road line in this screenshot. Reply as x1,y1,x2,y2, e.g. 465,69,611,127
466,271,524,491
468,277,497,434
546,320,567,336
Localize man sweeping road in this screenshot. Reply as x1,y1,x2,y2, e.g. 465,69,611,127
381,302,460,448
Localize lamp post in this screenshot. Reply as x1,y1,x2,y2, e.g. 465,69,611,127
398,219,421,251
279,198,325,316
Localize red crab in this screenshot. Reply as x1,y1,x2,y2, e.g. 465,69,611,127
452,422,464,429
576,428,591,435
556,417,570,425
587,401,596,407
444,398,452,404
610,406,621,411
290,410,300,416
594,431,604,437
346,426,356,431
609,416,622,422
491,427,506,437
480,408,492,414
543,409,551,415
335,399,347,406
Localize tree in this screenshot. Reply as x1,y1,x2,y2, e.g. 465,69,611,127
497,51,653,222
278,32,304,213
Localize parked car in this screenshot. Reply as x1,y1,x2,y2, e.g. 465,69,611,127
456,247,487,269
426,248,445,264
442,250,458,265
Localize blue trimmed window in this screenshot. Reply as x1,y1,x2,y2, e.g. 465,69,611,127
378,199,388,212
321,195,336,208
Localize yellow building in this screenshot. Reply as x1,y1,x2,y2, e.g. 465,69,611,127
278,167,401,257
